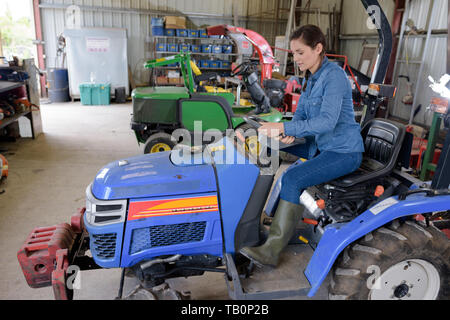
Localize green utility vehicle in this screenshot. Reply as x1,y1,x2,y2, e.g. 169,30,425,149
130,52,283,154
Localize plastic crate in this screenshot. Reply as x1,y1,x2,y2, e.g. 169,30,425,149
209,60,222,69
156,43,167,52
152,26,164,36
202,45,212,53
199,30,208,38
176,29,188,37
165,28,176,36
191,45,201,53
167,44,179,52
221,61,230,69
179,44,190,52
79,83,111,105
188,30,199,37
151,17,164,27
200,60,210,68
212,45,222,54
222,45,232,54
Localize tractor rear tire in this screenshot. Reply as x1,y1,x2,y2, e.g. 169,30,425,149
328,219,450,300
144,132,176,154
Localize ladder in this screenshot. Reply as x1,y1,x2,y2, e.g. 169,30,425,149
390,0,439,125
280,0,298,76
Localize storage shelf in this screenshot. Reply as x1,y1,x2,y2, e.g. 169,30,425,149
0,81,25,94
156,66,231,70
155,51,237,56
200,67,231,70
150,35,235,77
0,109,31,130
152,35,232,42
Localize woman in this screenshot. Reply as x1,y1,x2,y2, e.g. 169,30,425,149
240,25,364,267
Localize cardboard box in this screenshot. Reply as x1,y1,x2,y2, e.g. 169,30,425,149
167,70,180,78
164,16,186,29
156,76,168,84
168,77,182,85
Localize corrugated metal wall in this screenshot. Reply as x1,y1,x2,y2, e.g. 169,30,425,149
388,0,448,126
39,0,244,85
339,0,395,68
245,0,290,45
39,0,290,85
38,0,394,86
39,0,447,127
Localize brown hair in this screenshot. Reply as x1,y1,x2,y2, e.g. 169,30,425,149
290,25,327,91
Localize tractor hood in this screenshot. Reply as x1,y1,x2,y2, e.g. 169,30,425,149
91,151,217,200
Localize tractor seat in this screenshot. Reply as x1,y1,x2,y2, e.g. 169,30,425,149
328,119,406,188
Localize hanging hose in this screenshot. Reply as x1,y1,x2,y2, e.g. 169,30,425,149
140,254,182,270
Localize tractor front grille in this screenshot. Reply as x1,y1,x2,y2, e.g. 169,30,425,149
92,233,117,259
130,221,207,255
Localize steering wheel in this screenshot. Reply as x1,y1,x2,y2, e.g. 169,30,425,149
230,61,253,77
242,116,306,150
242,116,264,129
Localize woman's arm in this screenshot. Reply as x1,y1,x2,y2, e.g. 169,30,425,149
256,80,307,139
283,69,348,138
292,84,307,122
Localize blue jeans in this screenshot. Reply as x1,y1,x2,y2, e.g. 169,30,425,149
280,143,362,204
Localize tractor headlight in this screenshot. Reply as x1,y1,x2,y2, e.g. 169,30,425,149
85,184,127,226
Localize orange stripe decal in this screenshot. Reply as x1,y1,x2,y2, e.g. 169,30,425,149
128,195,219,220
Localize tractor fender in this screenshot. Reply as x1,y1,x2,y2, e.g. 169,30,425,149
304,192,450,297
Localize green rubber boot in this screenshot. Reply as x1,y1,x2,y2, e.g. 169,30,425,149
239,199,305,267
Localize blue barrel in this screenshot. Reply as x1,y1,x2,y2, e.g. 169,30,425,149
48,68,70,102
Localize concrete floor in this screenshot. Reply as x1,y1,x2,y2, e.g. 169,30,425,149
0,101,328,300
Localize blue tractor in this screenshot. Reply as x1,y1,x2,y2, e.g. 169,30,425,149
17,110,450,300
17,0,449,300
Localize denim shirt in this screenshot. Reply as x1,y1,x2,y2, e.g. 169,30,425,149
283,57,364,158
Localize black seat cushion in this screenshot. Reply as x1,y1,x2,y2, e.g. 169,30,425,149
330,119,406,188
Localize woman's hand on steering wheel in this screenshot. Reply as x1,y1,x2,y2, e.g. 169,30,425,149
278,135,295,145
258,122,284,138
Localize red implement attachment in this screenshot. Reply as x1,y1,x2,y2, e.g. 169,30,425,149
52,249,73,300
207,25,275,83
17,208,85,299
284,92,301,113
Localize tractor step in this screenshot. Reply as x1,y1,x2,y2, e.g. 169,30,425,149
225,244,312,299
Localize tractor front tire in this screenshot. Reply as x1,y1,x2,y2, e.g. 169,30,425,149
329,219,450,300
144,132,176,154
